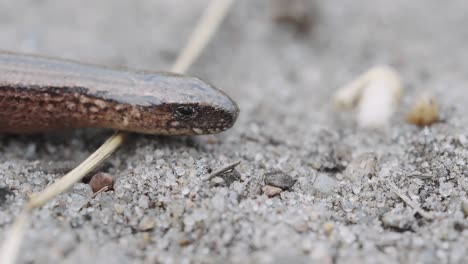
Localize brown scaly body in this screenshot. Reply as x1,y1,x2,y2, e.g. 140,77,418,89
0,51,238,135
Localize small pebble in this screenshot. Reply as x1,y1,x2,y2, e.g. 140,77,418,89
406,93,440,127
89,172,114,193
262,185,283,197
138,216,155,231
179,239,191,247
114,204,124,215
439,182,454,197
181,187,190,196
138,195,150,209
458,134,468,147
313,174,338,194
264,171,296,190
343,152,378,181
323,222,334,236
174,166,186,176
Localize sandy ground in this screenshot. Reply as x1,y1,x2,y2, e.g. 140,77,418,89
1,0,468,263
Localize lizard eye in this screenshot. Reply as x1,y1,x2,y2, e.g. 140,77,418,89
174,106,198,120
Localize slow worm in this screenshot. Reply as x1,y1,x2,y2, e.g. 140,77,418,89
0,51,238,135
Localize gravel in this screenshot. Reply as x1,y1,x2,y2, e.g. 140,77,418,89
1,0,468,263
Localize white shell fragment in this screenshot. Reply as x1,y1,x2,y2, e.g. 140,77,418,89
333,66,403,128
406,93,439,127
333,71,370,110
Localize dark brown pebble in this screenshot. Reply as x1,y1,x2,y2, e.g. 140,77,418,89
89,172,114,193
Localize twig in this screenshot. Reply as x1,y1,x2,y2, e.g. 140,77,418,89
0,0,234,263
172,0,234,73
406,173,435,180
0,211,30,264
91,186,110,198
387,180,433,220
206,161,241,181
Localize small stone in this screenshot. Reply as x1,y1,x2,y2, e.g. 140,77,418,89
264,171,296,190
439,182,454,197
335,173,344,181
114,204,124,215
179,239,190,247
174,166,186,176
138,195,150,209
343,152,378,181
262,185,283,197
458,135,468,147
313,174,338,194
406,93,439,127
181,187,190,196
89,172,114,193
138,216,155,231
